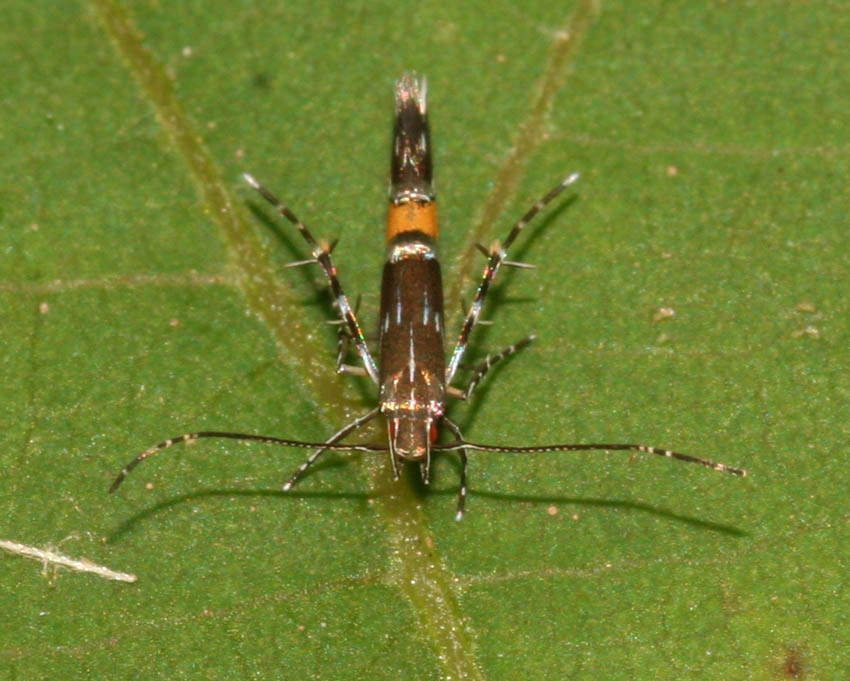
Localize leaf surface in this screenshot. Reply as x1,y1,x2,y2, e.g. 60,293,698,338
2,1,847,679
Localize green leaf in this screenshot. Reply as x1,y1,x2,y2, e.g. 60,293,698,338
2,0,847,679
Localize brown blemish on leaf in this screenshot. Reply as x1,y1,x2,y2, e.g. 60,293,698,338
780,645,806,679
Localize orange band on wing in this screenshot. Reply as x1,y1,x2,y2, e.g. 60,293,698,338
386,202,438,241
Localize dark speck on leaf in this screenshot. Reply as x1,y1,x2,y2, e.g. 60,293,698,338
252,72,272,90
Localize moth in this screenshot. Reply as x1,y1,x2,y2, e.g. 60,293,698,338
111,74,745,519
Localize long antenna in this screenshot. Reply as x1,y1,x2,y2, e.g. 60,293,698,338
110,430,746,495
434,440,747,476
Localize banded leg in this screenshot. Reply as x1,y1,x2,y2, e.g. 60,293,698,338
335,330,369,376
448,335,536,401
443,417,469,520
446,173,579,383
281,408,381,491
244,173,379,384
329,301,370,377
